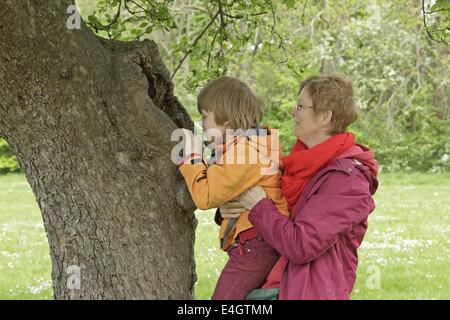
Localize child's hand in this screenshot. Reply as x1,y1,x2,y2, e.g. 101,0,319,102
181,129,202,156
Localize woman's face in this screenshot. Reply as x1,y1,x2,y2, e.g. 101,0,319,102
293,88,329,144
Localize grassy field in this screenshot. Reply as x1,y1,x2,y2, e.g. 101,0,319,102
0,172,449,299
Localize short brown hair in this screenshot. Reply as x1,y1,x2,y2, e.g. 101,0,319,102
197,76,263,130
299,75,358,135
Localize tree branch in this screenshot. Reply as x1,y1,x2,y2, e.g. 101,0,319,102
301,0,309,25
222,11,268,19
90,0,122,31
171,10,220,79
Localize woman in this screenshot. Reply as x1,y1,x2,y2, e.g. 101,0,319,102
220,75,379,300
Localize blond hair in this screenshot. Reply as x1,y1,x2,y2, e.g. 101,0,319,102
299,75,358,135
197,76,263,130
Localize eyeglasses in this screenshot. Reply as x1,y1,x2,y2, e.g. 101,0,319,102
295,103,314,112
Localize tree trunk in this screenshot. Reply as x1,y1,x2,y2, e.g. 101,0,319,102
0,0,197,299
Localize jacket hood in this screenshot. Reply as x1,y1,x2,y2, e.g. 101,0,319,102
337,144,379,195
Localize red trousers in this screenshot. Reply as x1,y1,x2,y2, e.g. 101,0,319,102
211,237,279,300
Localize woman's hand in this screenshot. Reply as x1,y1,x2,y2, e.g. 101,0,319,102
219,200,246,219
235,186,267,210
219,186,267,219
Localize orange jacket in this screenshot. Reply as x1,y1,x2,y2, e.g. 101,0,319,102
179,128,289,251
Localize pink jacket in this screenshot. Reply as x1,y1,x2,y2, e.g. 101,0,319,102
248,157,378,299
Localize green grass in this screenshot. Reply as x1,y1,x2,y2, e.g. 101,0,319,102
0,172,449,299
0,174,52,299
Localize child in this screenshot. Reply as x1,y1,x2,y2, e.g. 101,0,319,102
178,76,289,300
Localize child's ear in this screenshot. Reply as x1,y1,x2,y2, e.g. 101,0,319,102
322,111,332,126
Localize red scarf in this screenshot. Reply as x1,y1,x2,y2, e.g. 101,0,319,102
282,132,356,212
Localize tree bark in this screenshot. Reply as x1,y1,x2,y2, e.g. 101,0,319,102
0,0,197,299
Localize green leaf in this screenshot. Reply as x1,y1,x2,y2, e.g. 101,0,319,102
431,0,450,12
283,0,296,9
